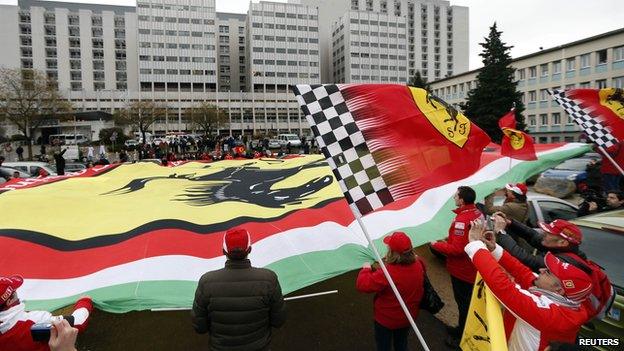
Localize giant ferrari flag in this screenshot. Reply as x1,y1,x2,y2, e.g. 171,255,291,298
1,148,589,313
292,84,491,216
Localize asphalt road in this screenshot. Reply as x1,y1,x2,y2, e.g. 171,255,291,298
66,246,456,351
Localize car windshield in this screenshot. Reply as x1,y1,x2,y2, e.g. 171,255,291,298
554,159,588,171
578,226,624,288
287,135,299,140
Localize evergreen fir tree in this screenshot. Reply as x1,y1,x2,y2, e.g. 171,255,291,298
408,70,431,91
461,23,525,143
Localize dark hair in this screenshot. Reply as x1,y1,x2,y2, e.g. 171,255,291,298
384,249,416,265
608,190,623,201
457,186,476,204
514,193,527,202
224,248,249,260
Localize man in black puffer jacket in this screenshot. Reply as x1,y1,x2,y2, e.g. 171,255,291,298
191,227,286,351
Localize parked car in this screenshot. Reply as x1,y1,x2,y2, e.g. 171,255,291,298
2,161,57,177
492,191,579,228
268,139,281,149
277,134,302,147
65,163,87,173
124,140,140,148
573,209,624,349
577,152,602,161
538,158,593,192
0,166,32,180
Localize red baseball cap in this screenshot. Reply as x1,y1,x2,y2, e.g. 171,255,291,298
505,183,528,196
383,232,413,253
0,275,23,305
223,228,251,254
544,253,593,303
539,219,583,245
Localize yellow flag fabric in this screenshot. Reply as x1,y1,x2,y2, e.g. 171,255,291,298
460,273,508,351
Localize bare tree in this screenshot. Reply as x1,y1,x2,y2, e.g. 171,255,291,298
184,102,228,138
0,68,72,159
114,100,167,147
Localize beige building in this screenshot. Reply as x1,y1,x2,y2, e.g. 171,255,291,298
429,28,624,143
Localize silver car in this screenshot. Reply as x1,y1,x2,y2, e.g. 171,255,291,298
493,191,579,228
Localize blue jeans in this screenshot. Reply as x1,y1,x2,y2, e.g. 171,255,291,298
374,321,409,351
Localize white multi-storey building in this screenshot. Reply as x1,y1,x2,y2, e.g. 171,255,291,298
247,1,321,93
7,0,138,93
429,28,624,143
216,12,248,92
299,0,468,83
332,11,409,83
136,0,217,94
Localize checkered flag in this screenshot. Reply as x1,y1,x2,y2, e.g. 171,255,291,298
292,85,393,216
549,89,618,149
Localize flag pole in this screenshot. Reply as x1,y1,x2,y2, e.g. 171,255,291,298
597,146,624,176
354,216,431,351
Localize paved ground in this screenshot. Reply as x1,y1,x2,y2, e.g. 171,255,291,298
64,245,455,351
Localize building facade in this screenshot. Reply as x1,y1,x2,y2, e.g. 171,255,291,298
247,1,321,92
429,28,624,143
216,12,247,92
10,0,138,93
300,0,468,83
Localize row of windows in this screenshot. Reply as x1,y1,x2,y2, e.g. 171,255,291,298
140,42,215,50
350,41,406,49
137,2,214,12
350,52,407,60
251,59,319,67
250,10,317,20
527,113,569,127
250,35,319,44
251,23,318,32
69,82,127,91
351,75,408,82
517,46,624,80
138,29,214,38
139,69,216,75
348,18,406,28
19,11,125,27
139,55,216,63
350,30,407,39
253,72,320,79
251,45,319,54
138,15,214,25
351,64,407,71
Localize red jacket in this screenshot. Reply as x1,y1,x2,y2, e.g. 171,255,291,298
0,303,51,351
431,204,482,283
356,260,425,329
600,142,624,175
465,242,592,351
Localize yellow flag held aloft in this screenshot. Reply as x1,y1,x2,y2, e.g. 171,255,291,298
460,273,508,351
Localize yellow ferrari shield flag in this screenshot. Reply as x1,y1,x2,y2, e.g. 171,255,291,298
460,274,508,351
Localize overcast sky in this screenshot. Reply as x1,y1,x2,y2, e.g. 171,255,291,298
1,0,622,70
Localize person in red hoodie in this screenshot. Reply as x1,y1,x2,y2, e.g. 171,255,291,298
0,275,93,351
356,232,425,351
465,220,594,351
599,140,624,192
430,185,483,348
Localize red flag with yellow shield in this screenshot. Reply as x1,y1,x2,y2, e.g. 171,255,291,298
498,110,537,161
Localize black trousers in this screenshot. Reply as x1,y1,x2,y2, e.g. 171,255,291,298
374,321,409,351
451,276,474,336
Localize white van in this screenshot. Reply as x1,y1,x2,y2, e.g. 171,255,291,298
277,134,301,147
49,134,88,145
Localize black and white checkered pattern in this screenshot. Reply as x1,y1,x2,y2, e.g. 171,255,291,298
550,90,618,149
292,84,393,217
